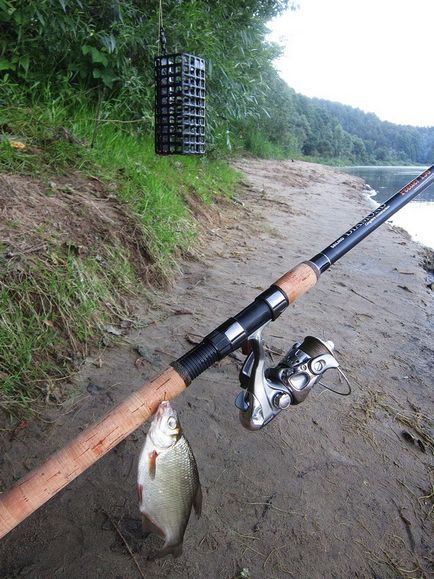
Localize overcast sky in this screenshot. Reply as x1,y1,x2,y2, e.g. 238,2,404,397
267,0,434,127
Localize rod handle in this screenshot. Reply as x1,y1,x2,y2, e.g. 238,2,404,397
0,367,186,539
273,261,319,302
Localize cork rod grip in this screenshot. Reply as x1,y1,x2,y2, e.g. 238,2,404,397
273,261,319,303
0,367,186,539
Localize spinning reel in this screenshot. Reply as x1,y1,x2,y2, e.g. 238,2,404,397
235,323,350,430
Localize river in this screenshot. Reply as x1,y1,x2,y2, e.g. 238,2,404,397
342,166,434,250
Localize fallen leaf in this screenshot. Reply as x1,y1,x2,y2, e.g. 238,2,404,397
105,325,122,336
185,333,202,345
9,140,26,150
92,357,103,368
134,357,147,368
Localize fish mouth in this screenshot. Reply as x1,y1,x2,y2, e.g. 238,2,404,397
155,400,170,418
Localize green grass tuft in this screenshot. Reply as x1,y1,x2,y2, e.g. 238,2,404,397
0,244,137,414
1,94,240,270
243,130,289,160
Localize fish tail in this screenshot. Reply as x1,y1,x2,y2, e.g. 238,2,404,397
193,483,202,518
141,513,164,539
148,541,183,560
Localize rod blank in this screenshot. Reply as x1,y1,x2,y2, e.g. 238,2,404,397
310,164,434,272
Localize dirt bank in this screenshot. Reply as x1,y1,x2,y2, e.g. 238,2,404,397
1,159,433,579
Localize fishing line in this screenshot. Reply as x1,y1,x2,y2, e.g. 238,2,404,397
158,0,167,54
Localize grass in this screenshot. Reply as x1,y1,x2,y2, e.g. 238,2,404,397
1,96,240,269
0,88,241,413
243,130,289,160
0,245,137,414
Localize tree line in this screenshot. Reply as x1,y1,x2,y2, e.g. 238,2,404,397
246,71,434,164
1,0,433,164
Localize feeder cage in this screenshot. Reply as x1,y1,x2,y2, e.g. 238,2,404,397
155,53,206,155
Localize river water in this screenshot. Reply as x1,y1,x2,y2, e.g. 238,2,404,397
342,166,434,250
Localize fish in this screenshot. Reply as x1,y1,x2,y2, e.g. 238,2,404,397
137,400,202,559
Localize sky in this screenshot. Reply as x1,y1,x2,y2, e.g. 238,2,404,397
267,0,434,127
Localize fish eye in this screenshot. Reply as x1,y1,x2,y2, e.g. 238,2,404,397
167,416,177,430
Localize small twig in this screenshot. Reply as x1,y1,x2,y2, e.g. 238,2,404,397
90,118,147,124
264,345,284,356
350,288,376,305
245,501,304,516
5,243,47,257
103,510,146,579
209,229,225,239
171,308,194,316
154,348,174,358
209,466,229,488
239,542,266,559
394,269,415,275
263,545,286,570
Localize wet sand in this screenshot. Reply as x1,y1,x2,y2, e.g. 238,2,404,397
1,159,433,579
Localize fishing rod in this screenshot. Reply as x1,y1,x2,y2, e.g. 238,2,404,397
0,164,433,539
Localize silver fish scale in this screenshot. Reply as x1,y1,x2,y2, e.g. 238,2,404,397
141,435,199,545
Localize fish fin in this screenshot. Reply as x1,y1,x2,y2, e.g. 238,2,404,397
148,541,183,561
193,483,202,518
141,513,164,540
136,483,143,504
148,450,158,480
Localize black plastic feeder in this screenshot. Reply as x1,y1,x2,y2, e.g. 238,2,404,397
155,53,206,155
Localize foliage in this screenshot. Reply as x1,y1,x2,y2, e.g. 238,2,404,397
240,68,434,164
0,0,290,141
312,99,434,164
243,129,287,159
2,0,431,164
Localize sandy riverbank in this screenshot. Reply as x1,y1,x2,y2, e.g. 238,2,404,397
1,159,432,578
